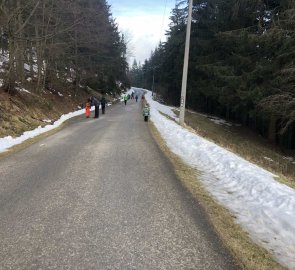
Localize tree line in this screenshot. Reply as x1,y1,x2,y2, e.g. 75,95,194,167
129,0,295,150
0,0,129,96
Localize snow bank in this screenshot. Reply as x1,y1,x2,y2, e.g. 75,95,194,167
140,88,295,269
0,107,94,153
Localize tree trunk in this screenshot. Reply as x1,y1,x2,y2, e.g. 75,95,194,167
6,34,16,95
16,0,25,84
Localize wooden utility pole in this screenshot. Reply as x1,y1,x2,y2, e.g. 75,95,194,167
179,0,193,126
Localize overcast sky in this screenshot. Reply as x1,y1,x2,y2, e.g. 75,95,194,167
108,0,176,65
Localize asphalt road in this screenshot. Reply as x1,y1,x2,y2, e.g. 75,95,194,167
0,95,240,269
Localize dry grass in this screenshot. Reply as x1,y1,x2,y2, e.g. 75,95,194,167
149,121,285,270
0,87,88,138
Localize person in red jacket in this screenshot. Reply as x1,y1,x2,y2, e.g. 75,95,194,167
85,98,91,118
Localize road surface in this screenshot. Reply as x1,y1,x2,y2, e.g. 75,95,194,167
0,95,239,269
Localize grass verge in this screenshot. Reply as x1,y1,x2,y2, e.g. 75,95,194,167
148,121,285,270
181,110,295,188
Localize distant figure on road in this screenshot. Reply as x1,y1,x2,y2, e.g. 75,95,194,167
135,95,138,102
100,96,106,114
91,97,100,118
85,98,91,118
142,104,150,122
124,95,128,105
141,95,145,106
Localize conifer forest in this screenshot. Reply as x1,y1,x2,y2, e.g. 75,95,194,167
0,0,129,95
129,0,295,150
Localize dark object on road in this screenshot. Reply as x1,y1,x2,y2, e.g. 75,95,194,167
135,95,138,102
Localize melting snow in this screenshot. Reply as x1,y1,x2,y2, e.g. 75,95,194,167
140,88,295,269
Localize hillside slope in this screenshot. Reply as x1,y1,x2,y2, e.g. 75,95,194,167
0,86,97,139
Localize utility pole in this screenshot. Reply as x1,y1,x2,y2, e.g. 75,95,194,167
179,0,193,126
152,68,155,96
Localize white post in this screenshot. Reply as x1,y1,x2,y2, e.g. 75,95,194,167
179,0,193,126
152,69,155,96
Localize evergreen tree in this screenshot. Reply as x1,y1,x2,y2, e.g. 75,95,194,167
139,0,295,149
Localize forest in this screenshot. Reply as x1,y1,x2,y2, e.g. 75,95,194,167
129,0,295,150
0,0,129,96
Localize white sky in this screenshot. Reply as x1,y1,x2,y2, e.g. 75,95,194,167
1,87,295,269
108,0,176,65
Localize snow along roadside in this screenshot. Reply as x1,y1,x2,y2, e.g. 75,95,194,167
0,107,95,153
141,88,295,269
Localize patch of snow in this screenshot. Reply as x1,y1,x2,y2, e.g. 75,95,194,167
0,78,3,87
209,117,232,127
195,112,241,127
0,52,9,66
137,87,295,269
0,107,96,153
33,64,38,73
42,119,51,123
24,63,30,71
26,77,32,82
283,156,294,162
264,156,274,162
16,87,31,94
58,92,63,97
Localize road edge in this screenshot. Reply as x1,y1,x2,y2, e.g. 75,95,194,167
0,116,76,160
148,121,285,270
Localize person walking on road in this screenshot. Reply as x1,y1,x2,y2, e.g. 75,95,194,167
91,97,100,118
135,95,138,102
100,96,106,114
85,98,91,118
142,104,150,122
124,94,128,106
141,95,146,106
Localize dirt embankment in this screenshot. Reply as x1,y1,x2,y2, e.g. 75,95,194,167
0,86,92,138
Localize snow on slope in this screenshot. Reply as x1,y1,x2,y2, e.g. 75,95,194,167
0,107,94,153
140,88,295,269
